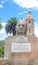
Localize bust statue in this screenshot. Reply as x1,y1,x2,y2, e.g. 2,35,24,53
16,19,27,35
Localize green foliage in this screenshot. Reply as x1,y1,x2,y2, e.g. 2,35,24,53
0,22,2,29
5,17,17,35
0,41,4,44
10,17,17,24
0,47,4,56
0,41,4,57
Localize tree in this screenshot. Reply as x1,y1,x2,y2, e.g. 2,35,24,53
0,47,4,57
0,41,4,57
5,17,17,35
0,21,2,30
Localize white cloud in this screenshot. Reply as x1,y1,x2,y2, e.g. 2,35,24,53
0,22,7,40
1,1,5,4
18,11,27,15
34,23,38,37
18,12,24,15
2,22,7,27
0,0,8,8
34,22,38,26
0,22,6,34
0,33,8,40
0,29,5,34
13,0,38,8
1,0,8,4
0,22,13,40
34,27,38,37
0,4,3,8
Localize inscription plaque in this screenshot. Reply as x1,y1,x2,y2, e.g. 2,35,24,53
11,43,31,52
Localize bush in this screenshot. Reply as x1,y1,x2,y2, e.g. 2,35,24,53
0,46,4,57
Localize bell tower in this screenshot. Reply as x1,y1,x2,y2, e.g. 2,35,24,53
25,10,34,36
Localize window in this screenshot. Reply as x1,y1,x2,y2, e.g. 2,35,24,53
29,21,30,23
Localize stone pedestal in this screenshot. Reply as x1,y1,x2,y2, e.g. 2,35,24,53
4,35,38,65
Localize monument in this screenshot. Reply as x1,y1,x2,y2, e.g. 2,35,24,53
4,10,38,65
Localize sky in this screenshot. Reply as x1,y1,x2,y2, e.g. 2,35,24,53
0,0,38,40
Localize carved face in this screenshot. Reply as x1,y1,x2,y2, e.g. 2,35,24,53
16,23,26,34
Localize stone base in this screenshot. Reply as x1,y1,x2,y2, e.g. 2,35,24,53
0,58,38,65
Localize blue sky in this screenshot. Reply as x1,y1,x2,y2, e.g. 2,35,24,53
0,0,38,40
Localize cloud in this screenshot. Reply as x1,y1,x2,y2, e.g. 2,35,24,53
34,22,38,26
13,0,38,8
18,12,24,15
0,29,5,34
34,22,38,37
0,4,3,8
0,0,8,8
0,33,8,40
0,22,6,34
0,22,7,40
2,22,7,27
1,0,8,4
18,11,27,15
34,26,38,37
1,1,5,4
0,22,12,40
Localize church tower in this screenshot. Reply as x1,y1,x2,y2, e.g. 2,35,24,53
25,10,34,36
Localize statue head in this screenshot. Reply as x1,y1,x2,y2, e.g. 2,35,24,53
16,19,26,35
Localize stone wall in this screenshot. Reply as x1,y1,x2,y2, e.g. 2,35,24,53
4,35,38,65
4,35,38,59
0,58,38,65
0,58,9,65
11,35,38,59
